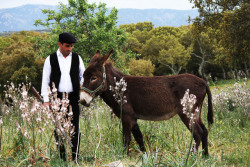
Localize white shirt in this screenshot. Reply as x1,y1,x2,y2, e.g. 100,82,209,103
41,49,85,102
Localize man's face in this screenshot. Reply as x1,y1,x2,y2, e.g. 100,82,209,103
58,42,73,57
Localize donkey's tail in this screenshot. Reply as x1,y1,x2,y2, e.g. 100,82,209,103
206,84,214,125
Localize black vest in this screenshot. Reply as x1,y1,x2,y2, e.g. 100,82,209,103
49,52,80,96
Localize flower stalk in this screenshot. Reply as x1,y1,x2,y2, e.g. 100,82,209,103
109,77,127,128
180,89,199,166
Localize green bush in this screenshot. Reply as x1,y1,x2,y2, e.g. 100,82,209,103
0,32,45,95
128,59,155,76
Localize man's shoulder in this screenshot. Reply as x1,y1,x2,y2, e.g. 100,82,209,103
45,52,57,61
49,52,57,57
72,52,83,61
72,52,79,57
48,52,59,65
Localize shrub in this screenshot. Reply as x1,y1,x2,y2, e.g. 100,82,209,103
0,32,45,95
128,58,155,76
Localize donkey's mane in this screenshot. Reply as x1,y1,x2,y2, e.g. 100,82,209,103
105,62,125,77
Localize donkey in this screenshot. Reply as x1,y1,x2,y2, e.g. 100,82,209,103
80,50,213,156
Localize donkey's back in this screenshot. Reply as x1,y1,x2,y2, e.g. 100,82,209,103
125,74,208,121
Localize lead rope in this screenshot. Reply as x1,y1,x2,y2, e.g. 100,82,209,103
75,118,80,165
94,108,101,159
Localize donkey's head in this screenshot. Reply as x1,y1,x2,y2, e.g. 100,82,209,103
79,49,113,106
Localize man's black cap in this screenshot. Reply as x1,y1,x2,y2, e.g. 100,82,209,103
59,32,77,44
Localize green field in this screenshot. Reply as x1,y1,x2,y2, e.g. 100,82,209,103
0,79,249,166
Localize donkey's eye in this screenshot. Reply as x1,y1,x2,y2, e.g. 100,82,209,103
90,76,97,82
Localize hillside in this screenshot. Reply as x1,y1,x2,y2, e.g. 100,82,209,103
0,4,198,32
117,8,198,27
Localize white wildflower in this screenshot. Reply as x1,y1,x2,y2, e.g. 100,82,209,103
36,117,42,122
110,77,127,105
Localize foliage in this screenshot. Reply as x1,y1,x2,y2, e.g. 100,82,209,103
189,0,249,74
142,34,192,75
111,50,140,75
189,0,247,25
120,22,154,56
34,0,126,63
120,15,248,77
189,27,217,79
124,34,142,54
141,35,168,64
149,26,182,39
128,59,155,76
120,23,193,75
0,31,45,94
159,38,191,75
217,4,250,68
120,17,248,78
120,22,154,33
34,33,59,59
0,36,12,52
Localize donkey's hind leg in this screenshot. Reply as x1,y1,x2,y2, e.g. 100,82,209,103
178,112,203,154
197,118,209,156
132,121,146,152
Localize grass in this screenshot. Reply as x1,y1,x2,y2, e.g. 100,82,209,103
0,79,249,166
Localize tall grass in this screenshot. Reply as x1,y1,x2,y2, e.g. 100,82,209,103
0,79,249,166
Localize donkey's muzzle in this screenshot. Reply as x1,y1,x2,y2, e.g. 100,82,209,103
79,100,90,107
79,91,93,107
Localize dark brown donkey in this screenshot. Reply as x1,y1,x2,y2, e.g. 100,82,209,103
80,50,213,156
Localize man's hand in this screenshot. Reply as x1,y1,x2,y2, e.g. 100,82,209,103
44,102,51,108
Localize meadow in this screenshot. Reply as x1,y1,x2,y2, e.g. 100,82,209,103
0,78,249,166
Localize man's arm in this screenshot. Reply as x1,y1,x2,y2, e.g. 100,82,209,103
79,55,85,86
41,56,51,105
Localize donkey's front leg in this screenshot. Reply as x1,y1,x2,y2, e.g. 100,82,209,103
132,122,146,152
121,115,134,155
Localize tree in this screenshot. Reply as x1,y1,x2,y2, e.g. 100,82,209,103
141,35,167,64
119,23,136,33
141,34,192,75
132,30,152,45
189,0,247,28
134,22,154,31
149,26,181,39
35,0,126,62
120,22,153,33
128,59,155,76
120,22,155,55
190,0,249,76
218,5,250,75
125,34,142,54
120,23,193,76
0,36,12,52
190,28,216,79
178,25,193,48
159,44,191,75
0,32,45,93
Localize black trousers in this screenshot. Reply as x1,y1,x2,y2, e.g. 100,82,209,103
55,92,80,161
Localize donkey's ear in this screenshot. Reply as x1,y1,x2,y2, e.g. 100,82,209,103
96,50,101,54
100,49,113,65
90,50,101,64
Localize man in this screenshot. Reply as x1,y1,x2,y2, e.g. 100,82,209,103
41,32,85,162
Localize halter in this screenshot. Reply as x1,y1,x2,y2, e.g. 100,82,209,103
80,66,106,98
